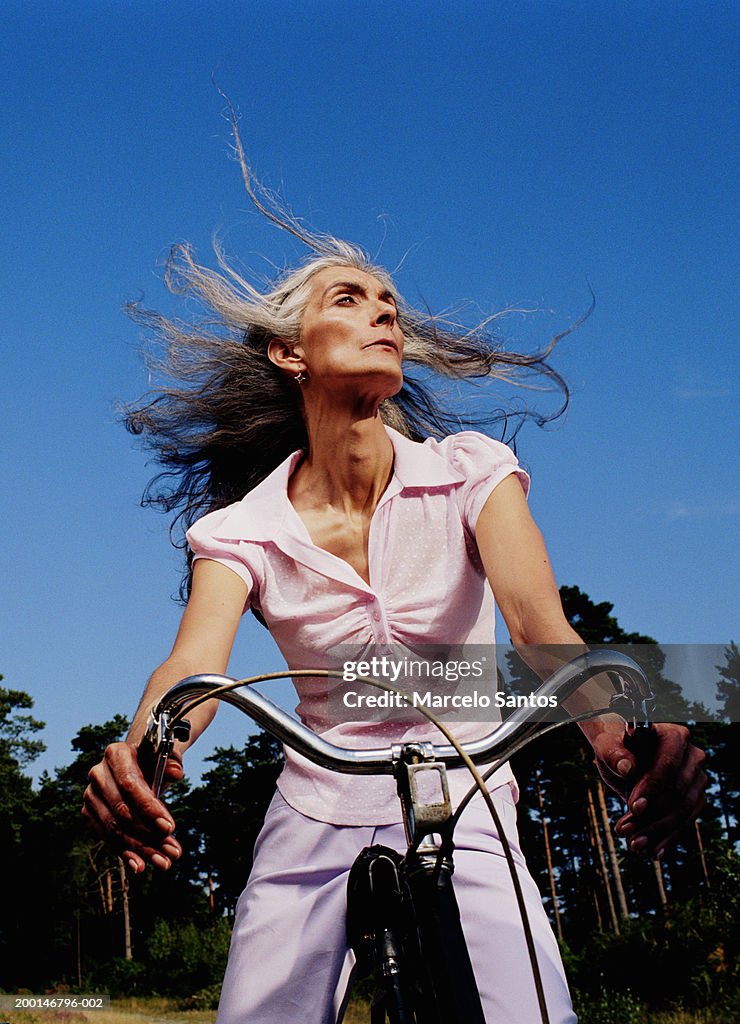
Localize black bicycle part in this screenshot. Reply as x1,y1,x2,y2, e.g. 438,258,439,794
623,722,660,790
138,717,190,792
346,842,486,1024
347,846,416,1023
403,848,486,1024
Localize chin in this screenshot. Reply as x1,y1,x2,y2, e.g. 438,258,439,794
377,377,404,403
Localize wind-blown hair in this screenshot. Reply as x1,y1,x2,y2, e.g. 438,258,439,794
124,104,581,598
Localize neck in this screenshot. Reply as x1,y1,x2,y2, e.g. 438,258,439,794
292,407,394,514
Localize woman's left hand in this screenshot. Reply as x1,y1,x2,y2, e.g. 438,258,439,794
591,722,708,858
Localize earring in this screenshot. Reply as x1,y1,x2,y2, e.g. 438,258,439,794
294,371,308,385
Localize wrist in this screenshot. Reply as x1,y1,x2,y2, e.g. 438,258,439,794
579,712,626,747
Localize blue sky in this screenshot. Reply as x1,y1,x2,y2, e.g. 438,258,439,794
1,1,737,783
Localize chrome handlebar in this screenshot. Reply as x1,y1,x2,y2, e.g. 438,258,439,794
143,650,654,798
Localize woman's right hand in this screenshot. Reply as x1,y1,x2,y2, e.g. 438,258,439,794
82,741,184,873
82,560,248,871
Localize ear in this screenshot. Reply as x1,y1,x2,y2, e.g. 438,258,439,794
267,338,306,377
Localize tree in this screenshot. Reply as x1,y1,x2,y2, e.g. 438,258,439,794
0,682,46,988
710,642,740,843
18,716,131,988
506,586,709,944
0,681,46,767
174,732,284,916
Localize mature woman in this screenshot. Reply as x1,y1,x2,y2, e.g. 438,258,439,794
83,141,706,1023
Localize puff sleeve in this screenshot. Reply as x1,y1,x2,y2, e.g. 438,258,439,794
446,431,530,535
186,506,255,600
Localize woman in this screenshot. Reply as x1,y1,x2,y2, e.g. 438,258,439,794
83,134,706,1023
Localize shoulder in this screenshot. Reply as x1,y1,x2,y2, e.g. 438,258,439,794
386,426,527,493
423,431,528,492
186,501,246,547
424,430,522,468
186,449,300,546
424,431,531,533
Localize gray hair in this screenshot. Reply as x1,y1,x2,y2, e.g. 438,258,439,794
125,100,578,597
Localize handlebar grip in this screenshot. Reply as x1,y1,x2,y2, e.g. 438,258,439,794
136,736,158,788
623,724,659,780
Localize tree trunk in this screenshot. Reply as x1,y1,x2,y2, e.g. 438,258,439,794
715,768,733,838
587,787,619,935
586,805,604,930
695,820,711,890
88,850,107,913
591,887,604,931
117,857,133,960
596,778,630,922
653,858,669,914
103,868,114,914
534,767,563,943
76,908,82,988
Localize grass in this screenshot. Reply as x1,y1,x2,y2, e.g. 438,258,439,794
3,995,732,1024
3,998,216,1024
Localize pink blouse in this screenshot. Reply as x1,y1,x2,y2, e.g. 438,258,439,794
186,427,530,825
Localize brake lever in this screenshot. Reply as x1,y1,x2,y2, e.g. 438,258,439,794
608,670,658,792
140,707,191,798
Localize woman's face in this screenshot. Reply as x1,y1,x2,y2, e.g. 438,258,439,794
294,266,404,403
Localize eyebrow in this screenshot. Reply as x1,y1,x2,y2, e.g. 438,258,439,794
323,280,398,308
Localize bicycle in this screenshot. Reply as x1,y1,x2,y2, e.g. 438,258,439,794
139,649,656,1024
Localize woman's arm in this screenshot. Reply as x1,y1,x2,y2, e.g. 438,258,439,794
474,474,707,858
82,559,249,873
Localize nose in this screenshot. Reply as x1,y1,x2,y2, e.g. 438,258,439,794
372,301,397,329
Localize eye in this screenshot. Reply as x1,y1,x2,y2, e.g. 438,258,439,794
336,294,356,305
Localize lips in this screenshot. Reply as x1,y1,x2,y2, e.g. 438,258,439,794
366,338,399,353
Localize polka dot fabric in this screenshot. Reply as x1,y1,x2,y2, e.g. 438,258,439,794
186,428,530,825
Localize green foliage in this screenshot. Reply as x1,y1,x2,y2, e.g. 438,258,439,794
0,681,46,768
144,917,232,995
4,715,132,991
564,845,740,1014
715,642,740,721
173,732,283,915
571,988,644,1024
91,956,148,997
709,644,740,845
0,684,47,988
0,682,46,850
559,585,656,645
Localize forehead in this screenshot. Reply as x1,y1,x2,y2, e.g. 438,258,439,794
306,266,395,301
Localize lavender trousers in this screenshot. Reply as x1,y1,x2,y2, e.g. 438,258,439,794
216,787,577,1024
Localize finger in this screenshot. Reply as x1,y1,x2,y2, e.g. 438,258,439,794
624,725,694,811
654,800,707,859
591,734,637,794
110,744,178,830
89,744,176,835
164,756,184,782
86,765,171,846
624,779,707,856
82,783,156,852
628,744,705,821
616,759,707,837
123,852,147,874
83,781,181,866
156,757,186,797
85,815,173,871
